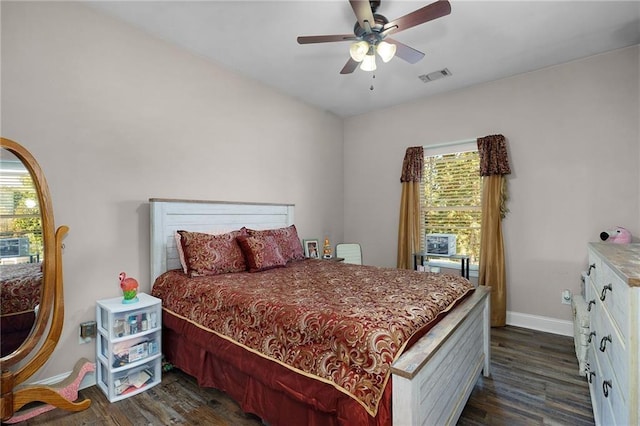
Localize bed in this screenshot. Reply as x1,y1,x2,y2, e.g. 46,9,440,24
0,262,42,356
149,198,490,426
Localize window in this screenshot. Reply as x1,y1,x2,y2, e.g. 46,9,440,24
422,146,481,265
0,159,42,263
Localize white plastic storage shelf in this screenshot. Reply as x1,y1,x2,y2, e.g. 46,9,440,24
96,292,162,402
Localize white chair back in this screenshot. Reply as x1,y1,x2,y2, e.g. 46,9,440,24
336,243,362,265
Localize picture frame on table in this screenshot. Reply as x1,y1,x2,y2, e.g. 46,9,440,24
303,239,320,259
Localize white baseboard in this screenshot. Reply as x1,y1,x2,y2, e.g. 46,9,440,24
506,311,573,337
33,367,97,391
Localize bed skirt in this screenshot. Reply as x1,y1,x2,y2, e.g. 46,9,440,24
162,309,392,426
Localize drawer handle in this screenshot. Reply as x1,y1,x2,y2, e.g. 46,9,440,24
587,370,596,384
599,335,612,352
587,300,596,311
599,284,612,301
603,380,612,398
587,263,596,276
588,331,596,343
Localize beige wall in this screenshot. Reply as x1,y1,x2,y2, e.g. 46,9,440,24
344,45,640,324
1,2,344,380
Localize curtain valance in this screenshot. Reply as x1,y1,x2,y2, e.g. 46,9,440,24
477,134,511,176
400,146,423,183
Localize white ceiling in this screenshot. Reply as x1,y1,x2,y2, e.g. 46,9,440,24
87,1,640,117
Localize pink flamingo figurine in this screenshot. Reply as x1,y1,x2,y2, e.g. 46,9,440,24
119,272,139,304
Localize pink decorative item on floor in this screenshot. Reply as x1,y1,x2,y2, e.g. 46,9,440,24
600,226,632,244
5,358,95,423
119,272,139,304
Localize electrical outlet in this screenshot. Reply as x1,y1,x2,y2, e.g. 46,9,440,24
561,289,572,305
79,321,97,344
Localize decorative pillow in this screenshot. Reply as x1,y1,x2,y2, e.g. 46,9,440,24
177,229,247,277
246,225,304,262
236,234,287,272
175,228,242,274
174,232,188,274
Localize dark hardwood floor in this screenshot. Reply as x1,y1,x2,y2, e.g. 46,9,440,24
9,326,594,425
458,326,594,426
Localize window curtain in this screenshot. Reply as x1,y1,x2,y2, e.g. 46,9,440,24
397,146,423,269
477,134,511,327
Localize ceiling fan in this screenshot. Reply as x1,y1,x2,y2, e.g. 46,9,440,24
297,0,451,74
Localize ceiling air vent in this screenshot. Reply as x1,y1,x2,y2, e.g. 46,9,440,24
418,68,452,83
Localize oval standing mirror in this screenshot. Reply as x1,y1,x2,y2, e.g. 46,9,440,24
0,138,90,421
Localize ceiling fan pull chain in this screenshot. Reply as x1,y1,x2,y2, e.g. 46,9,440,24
370,74,375,91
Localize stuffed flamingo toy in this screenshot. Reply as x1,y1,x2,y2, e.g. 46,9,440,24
119,272,139,303
600,227,632,244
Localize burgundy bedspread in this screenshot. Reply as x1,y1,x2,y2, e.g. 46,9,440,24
1,262,42,315
152,260,474,416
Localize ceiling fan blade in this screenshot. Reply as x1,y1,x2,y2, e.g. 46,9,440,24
340,58,360,74
383,0,451,36
297,34,357,44
349,0,375,30
385,38,425,64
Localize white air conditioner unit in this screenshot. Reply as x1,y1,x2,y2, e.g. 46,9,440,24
426,234,456,256
0,237,30,258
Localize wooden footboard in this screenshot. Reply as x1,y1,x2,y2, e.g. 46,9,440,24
392,286,490,426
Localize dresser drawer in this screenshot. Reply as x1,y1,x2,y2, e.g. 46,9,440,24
599,262,629,340
592,307,628,402
587,249,602,292
589,345,628,426
586,278,600,329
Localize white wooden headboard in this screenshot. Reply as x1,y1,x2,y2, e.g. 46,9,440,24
149,198,295,283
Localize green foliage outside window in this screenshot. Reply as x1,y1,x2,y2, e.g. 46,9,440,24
12,191,43,256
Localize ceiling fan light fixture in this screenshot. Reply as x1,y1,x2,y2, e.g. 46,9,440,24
376,41,396,63
349,41,369,62
360,52,377,72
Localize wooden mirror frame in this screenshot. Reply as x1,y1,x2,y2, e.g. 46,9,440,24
1,138,90,420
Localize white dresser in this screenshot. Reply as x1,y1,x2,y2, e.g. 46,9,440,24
585,242,640,426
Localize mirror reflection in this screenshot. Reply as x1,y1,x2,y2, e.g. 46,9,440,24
0,148,44,357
